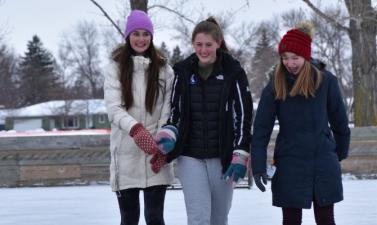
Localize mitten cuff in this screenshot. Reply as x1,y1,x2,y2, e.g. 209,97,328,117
232,149,249,165
129,123,143,137
233,149,250,157
162,125,178,139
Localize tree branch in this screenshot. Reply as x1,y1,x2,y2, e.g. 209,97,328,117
302,0,350,32
89,0,124,38
148,4,196,25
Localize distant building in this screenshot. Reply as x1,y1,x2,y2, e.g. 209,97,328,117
4,99,110,131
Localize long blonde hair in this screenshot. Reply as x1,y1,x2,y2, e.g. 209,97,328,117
273,60,322,100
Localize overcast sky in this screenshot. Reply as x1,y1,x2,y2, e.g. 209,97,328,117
0,0,342,56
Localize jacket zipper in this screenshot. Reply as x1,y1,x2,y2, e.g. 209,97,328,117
179,73,191,151
142,76,149,187
114,146,120,191
202,81,209,152
218,77,231,157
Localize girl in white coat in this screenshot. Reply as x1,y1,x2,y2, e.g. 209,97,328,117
104,10,174,225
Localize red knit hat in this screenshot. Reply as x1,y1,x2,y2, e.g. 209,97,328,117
278,28,312,61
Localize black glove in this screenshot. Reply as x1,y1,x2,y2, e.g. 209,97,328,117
253,173,268,192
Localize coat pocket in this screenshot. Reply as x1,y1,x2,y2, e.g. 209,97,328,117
322,129,336,152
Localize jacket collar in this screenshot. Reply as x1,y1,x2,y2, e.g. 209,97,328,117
173,51,243,81
132,55,150,72
175,51,225,78
310,58,326,71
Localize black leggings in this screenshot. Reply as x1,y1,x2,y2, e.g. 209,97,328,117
116,185,167,225
282,201,335,225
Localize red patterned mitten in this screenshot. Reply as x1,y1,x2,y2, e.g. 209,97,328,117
129,123,157,154
150,151,167,173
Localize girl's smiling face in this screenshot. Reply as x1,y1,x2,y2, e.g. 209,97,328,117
281,52,305,75
192,33,220,66
129,29,151,55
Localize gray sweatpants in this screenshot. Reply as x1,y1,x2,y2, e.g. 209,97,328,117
177,156,233,225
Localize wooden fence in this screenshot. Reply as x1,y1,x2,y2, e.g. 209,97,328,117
0,127,376,187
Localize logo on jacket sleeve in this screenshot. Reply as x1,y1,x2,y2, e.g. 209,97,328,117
190,74,198,85
216,74,224,80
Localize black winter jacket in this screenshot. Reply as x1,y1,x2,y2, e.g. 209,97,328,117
166,52,253,173
251,60,350,208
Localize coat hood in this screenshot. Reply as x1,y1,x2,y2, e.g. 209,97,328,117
310,58,326,71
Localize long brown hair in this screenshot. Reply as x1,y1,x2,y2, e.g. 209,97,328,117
274,60,322,100
111,37,166,113
192,16,229,52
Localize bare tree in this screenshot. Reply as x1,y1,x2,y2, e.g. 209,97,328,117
303,0,377,126
0,44,18,108
281,8,308,29
99,0,129,57
130,0,148,11
0,1,13,105
89,0,124,37
59,21,104,99
310,7,353,117
89,0,249,47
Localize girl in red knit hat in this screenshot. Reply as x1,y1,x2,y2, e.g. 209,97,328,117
251,22,350,225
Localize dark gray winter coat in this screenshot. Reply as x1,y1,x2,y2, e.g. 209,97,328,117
251,61,350,209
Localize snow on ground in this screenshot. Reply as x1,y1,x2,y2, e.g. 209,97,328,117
0,179,376,225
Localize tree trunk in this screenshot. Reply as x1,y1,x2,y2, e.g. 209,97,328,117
130,0,148,12
346,0,377,126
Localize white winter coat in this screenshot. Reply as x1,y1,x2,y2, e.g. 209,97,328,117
104,56,174,191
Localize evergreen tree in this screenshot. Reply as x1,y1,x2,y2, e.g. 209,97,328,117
159,42,170,60
250,28,278,99
18,35,62,106
170,45,183,66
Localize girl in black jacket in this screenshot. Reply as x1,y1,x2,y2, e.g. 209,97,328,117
251,22,350,225
155,17,253,225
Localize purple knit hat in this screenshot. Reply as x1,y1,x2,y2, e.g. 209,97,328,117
124,10,154,38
